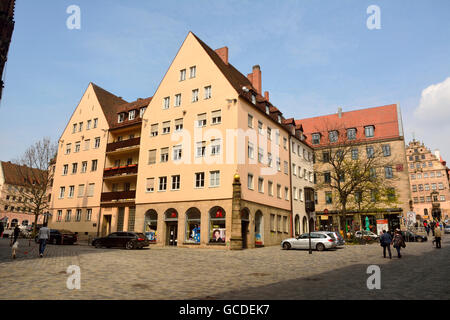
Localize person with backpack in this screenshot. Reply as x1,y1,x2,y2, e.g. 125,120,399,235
380,230,392,259
392,229,405,258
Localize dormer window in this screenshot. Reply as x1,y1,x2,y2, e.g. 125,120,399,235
329,130,338,143
364,125,374,138
265,104,270,115
118,113,125,123
312,133,321,145
140,107,146,118
277,115,282,124
128,110,136,120
251,94,256,105
347,128,356,140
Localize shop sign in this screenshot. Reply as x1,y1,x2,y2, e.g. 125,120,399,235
320,215,329,220
376,219,388,235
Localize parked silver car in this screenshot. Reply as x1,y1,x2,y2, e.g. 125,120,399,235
444,225,450,234
316,231,345,246
281,232,337,251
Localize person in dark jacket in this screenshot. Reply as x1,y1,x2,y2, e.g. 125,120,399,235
13,225,20,243
392,229,405,258
0,222,4,237
380,230,392,259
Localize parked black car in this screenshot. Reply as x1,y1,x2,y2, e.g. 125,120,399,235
34,229,77,245
92,232,149,249
401,231,427,242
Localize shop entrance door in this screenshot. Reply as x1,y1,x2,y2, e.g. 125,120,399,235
102,215,112,236
241,220,249,249
166,222,178,246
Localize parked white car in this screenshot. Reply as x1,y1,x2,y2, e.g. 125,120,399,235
355,230,379,240
281,232,337,251
444,225,450,234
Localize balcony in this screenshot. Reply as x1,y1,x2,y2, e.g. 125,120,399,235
106,137,140,153
101,191,136,202
104,164,138,179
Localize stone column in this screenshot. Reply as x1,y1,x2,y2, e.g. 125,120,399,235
229,174,243,250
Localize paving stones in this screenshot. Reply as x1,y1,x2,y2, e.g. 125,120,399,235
0,236,448,300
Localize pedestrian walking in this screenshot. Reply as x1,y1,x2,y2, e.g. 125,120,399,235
380,230,392,259
10,225,20,259
431,222,435,236
37,222,50,257
425,225,430,236
434,226,442,249
392,229,405,258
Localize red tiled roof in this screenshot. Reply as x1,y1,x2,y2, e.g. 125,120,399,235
1,161,46,186
91,83,128,128
295,104,400,147
116,97,153,114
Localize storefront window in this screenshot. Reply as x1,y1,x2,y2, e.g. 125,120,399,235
186,208,201,244
209,207,226,243
144,210,158,243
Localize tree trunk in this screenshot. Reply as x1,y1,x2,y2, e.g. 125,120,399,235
33,213,39,235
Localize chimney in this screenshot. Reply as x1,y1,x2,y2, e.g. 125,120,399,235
215,47,229,65
264,91,270,101
251,65,262,95
338,107,343,118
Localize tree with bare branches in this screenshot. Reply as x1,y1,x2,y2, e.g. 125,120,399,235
1,138,57,235
312,121,401,239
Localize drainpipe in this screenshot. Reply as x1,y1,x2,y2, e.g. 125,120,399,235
288,136,294,238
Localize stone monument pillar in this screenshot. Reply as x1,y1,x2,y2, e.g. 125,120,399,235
229,173,243,250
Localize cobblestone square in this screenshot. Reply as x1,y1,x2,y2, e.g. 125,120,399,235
0,236,448,300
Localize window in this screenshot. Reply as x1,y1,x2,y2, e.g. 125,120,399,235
59,187,65,199
276,131,280,145
148,149,157,164
86,209,92,221
118,113,125,123
93,118,98,128
276,158,281,172
258,147,264,163
364,126,374,138
163,97,170,109
438,183,444,190
293,187,298,200
324,172,331,184
258,177,264,193
150,124,158,137
68,185,75,198
65,210,72,222
329,131,338,143
323,152,330,163
76,209,82,222
159,177,167,191
180,69,186,81
196,141,206,158
174,94,181,107
424,184,430,191
285,187,289,201
248,114,253,128
173,118,183,132
211,139,221,156
325,192,333,204
145,178,155,193
440,195,446,201
258,121,263,135
412,185,417,192
209,207,225,243
347,128,356,140
247,174,254,190
57,210,62,222
366,146,374,158
418,184,424,191
270,214,275,231
190,66,196,78
292,164,297,176
72,123,77,133
140,107,146,118
162,121,171,134
204,86,212,99
160,148,169,162
197,113,207,127
312,133,321,145
171,175,180,190
94,137,100,149
173,145,182,161
78,184,85,197
72,163,78,174
267,127,272,140
277,184,282,198
195,172,205,188
420,196,425,203
385,166,393,179
66,144,71,155
87,183,95,197
128,110,136,120
268,181,274,196
387,188,396,201
192,89,199,102
78,122,83,132
382,144,391,157
283,137,287,150
91,160,98,172
75,142,80,153
210,171,220,187
83,139,90,151
277,115,282,124
284,161,289,174
299,188,303,201
248,142,254,159
63,164,68,176
265,104,270,115
351,148,359,160
268,153,273,167
211,110,221,124
432,183,437,191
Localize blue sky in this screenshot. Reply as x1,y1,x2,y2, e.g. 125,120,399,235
1,0,450,161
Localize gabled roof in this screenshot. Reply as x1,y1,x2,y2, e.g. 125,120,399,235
109,97,153,130
91,83,128,128
191,33,293,134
